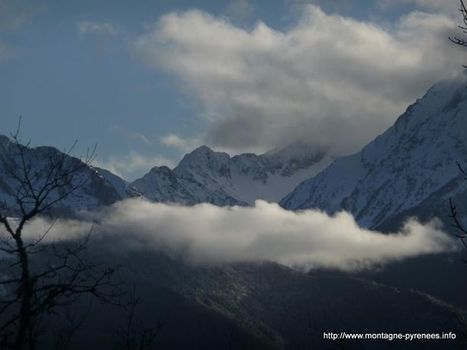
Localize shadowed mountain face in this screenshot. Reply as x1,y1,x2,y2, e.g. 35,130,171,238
34,245,467,350
281,74,467,230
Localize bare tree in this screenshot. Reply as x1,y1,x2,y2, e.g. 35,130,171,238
0,125,119,350
450,0,467,53
115,287,163,350
449,163,467,256
449,1,467,252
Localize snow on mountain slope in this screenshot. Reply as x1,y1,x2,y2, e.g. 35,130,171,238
131,142,331,205
281,74,467,229
0,135,130,214
130,162,243,206
93,167,141,199
0,134,328,210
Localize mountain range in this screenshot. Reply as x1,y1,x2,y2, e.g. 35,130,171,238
0,135,331,212
2,75,467,232
130,142,330,206
2,74,467,349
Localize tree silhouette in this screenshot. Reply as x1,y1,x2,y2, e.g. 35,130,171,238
449,1,467,252
0,125,119,350
450,0,467,54
449,163,467,257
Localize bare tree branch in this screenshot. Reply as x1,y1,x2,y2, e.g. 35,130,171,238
115,286,163,350
450,0,467,48
0,126,119,350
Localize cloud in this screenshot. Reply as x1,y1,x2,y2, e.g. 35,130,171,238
109,125,152,146
96,152,174,180
160,133,201,153
133,5,465,155
78,21,118,36
0,0,44,62
0,0,43,32
20,199,456,271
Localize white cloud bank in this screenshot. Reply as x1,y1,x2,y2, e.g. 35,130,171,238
21,199,456,271
133,5,465,155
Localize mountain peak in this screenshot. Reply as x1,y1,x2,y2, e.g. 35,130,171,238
281,75,467,229
131,138,331,205
176,145,231,172
181,145,230,160
191,145,214,153
149,165,172,174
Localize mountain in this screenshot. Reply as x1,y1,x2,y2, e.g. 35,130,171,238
38,246,467,350
281,74,467,230
0,134,329,212
131,142,331,206
0,135,134,214
93,166,141,199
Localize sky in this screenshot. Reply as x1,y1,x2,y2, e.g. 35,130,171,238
0,0,465,180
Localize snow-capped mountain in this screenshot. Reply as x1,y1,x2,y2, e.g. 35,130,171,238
0,135,134,214
281,74,467,230
93,166,141,199
0,134,329,211
130,142,331,206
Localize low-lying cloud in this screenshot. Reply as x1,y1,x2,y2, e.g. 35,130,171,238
20,199,456,271
133,5,465,155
